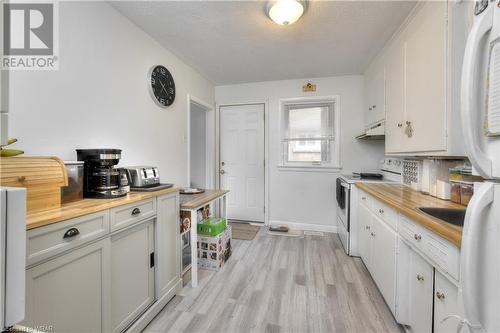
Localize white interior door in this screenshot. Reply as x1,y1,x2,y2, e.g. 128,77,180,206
220,104,265,222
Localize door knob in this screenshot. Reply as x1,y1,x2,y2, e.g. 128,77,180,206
220,169,226,175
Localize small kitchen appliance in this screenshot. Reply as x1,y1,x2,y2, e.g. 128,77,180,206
76,149,128,198
124,166,174,191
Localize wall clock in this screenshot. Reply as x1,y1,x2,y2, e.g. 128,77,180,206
148,65,176,108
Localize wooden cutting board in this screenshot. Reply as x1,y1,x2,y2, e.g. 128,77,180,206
0,156,68,212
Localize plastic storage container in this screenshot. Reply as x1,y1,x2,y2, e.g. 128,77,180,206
61,161,84,204
197,217,227,236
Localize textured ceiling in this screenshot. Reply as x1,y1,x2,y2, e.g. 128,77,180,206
111,1,416,85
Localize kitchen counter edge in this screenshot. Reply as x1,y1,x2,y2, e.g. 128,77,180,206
26,187,180,230
355,183,463,247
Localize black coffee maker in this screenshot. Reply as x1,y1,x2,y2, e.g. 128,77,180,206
76,148,129,198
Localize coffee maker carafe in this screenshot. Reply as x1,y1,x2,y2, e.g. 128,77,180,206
76,148,129,198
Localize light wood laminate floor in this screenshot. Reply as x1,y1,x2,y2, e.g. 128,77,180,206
145,229,402,333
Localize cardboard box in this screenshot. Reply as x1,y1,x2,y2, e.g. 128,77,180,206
197,225,232,271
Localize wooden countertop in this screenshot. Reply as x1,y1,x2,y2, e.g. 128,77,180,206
180,190,229,210
356,183,464,247
27,187,180,230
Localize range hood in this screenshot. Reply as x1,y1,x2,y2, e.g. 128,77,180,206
356,120,385,140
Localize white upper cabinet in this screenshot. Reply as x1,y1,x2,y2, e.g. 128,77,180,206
364,55,386,127
376,0,471,156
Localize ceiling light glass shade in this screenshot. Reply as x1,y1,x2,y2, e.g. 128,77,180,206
268,0,304,25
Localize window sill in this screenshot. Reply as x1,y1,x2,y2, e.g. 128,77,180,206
277,165,343,173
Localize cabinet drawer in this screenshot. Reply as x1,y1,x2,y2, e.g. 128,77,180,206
398,215,425,251
110,199,156,232
398,215,460,280
373,200,398,230
359,190,373,209
27,211,110,266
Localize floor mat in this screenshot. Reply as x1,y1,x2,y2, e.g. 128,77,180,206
229,221,261,240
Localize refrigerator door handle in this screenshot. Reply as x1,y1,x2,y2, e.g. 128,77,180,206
461,6,494,179
460,182,494,332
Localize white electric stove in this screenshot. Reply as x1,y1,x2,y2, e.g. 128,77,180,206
336,158,403,255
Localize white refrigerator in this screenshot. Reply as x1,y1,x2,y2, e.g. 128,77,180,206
0,187,26,331
460,0,500,332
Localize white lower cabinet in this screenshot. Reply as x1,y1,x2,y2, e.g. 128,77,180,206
357,202,373,270
371,215,397,314
23,195,181,333
155,193,180,299
396,239,434,333
110,219,155,333
23,239,111,333
434,270,465,333
359,191,464,333
357,200,397,315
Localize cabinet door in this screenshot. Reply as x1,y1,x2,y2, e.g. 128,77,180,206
434,271,465,333
156,193,181,299
365,59,385,127
404,1,447,153
371,216,397,315
385,34,407,153
357,202,373,270
370,63,385,124
24,239,110,333
409,248,434,333
110,219,155,333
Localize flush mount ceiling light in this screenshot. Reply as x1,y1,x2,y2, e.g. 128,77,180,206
267,0,305,26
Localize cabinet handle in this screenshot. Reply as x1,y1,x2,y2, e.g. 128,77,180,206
397,123,403,128
131,208,141,216
436,291,445,300
414,234,422,241
372,105,376,109
365,226,371,230
416,274,425,282
405,121,414,138
63,227,80,239
379,209,384,214
362,197,367,200
371,232,375,237
369,107,372,111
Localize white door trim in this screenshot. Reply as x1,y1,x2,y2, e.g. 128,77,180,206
187,94,215,189
216,101,269,225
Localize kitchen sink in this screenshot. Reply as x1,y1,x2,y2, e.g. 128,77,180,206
417,207,466,227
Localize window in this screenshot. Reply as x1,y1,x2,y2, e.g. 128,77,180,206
279,97,340,170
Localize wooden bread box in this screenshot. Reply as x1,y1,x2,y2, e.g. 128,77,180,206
0,156,68,212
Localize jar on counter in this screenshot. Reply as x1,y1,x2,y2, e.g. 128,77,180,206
460,182,474,206
450,181,461,204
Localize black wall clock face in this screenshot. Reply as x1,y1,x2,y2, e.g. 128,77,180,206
149,65,176,108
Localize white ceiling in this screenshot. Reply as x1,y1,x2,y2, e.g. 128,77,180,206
111,1,416,85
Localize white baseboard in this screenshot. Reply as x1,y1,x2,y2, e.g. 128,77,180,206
269,220,337,233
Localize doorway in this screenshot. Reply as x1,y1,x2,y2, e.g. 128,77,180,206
187,95,213,189
219,104,265,223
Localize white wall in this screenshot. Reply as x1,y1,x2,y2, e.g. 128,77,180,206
190,104,207,188
216,76,384,232
8,1,214,187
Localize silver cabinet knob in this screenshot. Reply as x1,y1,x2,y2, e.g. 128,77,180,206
416,274,424,282
397,123,403,128
436,292,445,300
365,225,371,230
362,197,367,200
379,209,384,214
414,234,422,241
220,169,226,175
